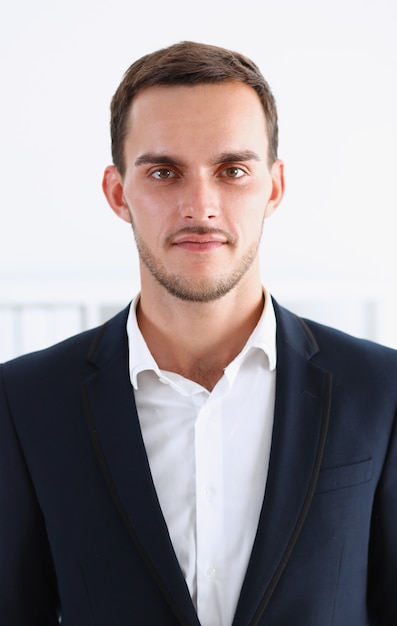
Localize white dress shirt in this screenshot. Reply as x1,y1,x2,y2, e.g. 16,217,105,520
126,290,277,626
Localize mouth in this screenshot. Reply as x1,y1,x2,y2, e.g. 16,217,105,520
167,227,233,252
172,235,228,252
174,241,226,252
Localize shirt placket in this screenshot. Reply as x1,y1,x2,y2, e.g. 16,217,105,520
195,395,225,626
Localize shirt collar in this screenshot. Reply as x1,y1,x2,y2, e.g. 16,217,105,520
224,287,277,379
126,287,277,391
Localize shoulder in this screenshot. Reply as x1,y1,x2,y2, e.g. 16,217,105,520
2,325,98,383
273,298,397,380
1,305,130,391
303,315,397,363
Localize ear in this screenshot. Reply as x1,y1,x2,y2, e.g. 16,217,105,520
264,159,285,219
102,165,132,224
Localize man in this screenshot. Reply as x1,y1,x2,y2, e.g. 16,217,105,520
1,41,397,626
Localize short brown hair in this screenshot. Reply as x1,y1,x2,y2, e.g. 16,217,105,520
110,41,279,175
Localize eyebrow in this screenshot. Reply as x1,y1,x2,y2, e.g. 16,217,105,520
134,150,261,167
135,153,182,167
213,150,261,165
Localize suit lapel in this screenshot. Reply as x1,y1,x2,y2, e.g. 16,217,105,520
81,308,200,626
232,302,332,626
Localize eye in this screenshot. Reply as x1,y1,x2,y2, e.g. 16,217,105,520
220,166,246,179
151,168,177,180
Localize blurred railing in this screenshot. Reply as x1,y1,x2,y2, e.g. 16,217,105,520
0,274,134,362
1,275,397,362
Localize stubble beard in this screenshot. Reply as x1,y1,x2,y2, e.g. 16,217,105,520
132,225,262,303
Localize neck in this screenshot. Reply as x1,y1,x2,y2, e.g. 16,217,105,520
136,281,265,391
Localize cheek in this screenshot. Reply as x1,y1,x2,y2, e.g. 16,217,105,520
128,184,173,219
126,194,156,229
237,209,267,248
127,198,170,246
228,191,268,228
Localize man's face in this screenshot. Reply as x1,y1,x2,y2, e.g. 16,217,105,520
105,82,284,302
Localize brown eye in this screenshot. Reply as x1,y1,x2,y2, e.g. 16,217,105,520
152,168,176,179
222,166,245,178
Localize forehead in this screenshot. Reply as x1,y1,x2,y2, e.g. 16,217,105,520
125,82,269,153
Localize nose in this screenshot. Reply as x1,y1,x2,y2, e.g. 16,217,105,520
178,177,220,221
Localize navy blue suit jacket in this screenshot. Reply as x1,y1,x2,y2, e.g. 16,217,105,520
1,300,397,625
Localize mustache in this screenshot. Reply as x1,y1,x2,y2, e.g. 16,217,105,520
165,226,236,245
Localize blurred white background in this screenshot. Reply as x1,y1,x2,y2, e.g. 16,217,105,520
1,0,396,360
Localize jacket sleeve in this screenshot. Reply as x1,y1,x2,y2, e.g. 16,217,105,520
0,364,60,625
367,407,397,625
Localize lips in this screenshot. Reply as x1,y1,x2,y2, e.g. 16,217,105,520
165,227,234,252
172,233,228,245
168,230,229,254
173,238,227,253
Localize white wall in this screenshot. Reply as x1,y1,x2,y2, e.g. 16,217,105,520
1,0,397,359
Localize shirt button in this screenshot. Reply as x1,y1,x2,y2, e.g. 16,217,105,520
206,567,217,580
203,486,212,500
201,407,211,419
